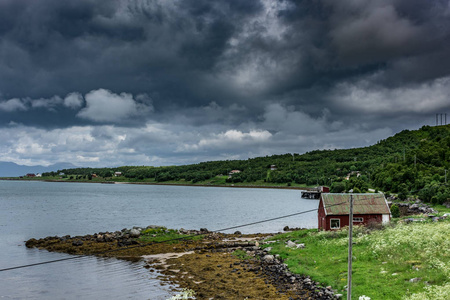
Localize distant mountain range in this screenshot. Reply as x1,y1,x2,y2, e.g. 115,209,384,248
0,162,76,177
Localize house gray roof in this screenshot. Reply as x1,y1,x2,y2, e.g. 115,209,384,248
322,193,391,215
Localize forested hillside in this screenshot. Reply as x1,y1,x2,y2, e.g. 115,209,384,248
46,125,450,204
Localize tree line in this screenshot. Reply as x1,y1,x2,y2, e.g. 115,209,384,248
43,125,450,205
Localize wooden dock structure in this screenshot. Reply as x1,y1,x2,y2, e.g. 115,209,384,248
301,186,330,199
301,191,322,199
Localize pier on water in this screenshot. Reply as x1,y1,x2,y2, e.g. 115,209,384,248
301,186,329,199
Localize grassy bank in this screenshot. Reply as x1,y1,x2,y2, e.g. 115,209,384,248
266,218,450,299
137,227,203,244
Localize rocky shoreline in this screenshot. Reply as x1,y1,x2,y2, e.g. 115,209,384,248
26,227,339,299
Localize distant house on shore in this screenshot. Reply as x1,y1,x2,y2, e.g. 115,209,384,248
26,173,36,177
36,173,42,177
114,172,122,177
345,171,361,180
228,170,241,178
318,193,391,231
270,165,277,171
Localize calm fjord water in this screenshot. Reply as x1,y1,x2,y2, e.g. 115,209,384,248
0,181,318,299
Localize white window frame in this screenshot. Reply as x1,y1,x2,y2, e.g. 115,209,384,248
353,217,363,223
330,218,340,229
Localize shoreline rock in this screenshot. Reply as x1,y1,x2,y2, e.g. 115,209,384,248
26,226,339,299
387,198,438,216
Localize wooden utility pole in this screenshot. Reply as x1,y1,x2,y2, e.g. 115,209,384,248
347,194,353,300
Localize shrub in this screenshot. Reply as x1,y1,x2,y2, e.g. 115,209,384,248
431,196,439,205
390,204,400,218
331,182,345,193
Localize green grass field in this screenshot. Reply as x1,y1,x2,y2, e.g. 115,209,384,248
137,227,203,244
267,219,450,299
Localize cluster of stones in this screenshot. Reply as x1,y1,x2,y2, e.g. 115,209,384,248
26,225,159,248
387,198,449,222
283,226,306,232
199,240,340,299
285,240,306,249
178,227,211,235
255,246,340,299
388,198,437,215
403,213,449,223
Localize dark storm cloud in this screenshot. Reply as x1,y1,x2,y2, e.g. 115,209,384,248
0,0,447,106
277,0,450,76
0,0,262,102
0,0,449,167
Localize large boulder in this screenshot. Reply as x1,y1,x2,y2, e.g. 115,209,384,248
286,240,296,248
72,240,83,246
129,228,141,238
263,255,275,263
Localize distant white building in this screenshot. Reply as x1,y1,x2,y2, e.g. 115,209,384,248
228,170,241,178
114,172,122,177
229,170,241,175
36,173,42,177
270,165,277,171
345,171,361,180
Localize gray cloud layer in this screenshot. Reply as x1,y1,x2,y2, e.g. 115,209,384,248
0,0,449,167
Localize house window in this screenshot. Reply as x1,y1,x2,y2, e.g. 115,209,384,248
330,219,340,229
353,217,363,222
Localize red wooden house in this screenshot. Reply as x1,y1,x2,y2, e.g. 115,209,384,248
318,193,391,231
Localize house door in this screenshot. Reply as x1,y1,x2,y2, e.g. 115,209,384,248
382,214,390,224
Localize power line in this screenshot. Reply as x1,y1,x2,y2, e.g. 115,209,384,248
0,195,379,273
0,256,84,272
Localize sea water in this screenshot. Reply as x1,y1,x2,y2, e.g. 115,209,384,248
0,181,318,299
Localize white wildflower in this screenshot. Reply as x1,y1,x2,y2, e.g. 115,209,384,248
403,282,450,300
166,288,196,300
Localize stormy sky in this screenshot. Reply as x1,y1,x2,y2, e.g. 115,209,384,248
0,0,449,167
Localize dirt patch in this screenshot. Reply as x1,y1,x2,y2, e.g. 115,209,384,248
152,251,293,299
